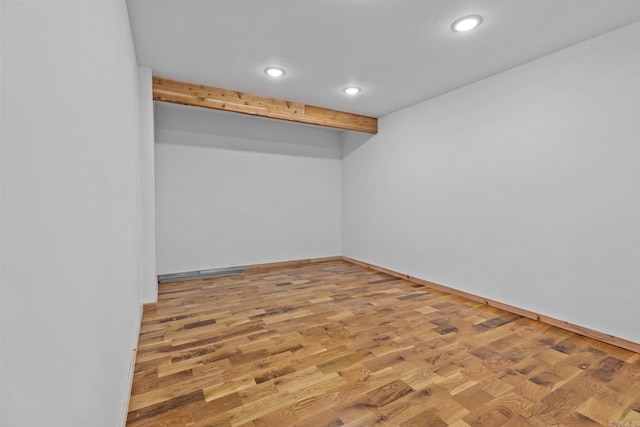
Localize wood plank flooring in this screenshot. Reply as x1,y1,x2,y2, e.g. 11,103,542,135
127,260,640,426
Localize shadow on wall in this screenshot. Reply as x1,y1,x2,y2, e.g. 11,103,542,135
154,102,373,160
342,130,374,158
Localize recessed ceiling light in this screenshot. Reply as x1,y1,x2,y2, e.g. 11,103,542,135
451,15,482,32
264,67,285,78
343,87,361,95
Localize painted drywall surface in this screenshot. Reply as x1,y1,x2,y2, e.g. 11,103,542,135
138,67,157,303
155,140,341,274
154,102,344,159
1,2,141,426
343,22,640,343
341,130,374,158
0,0,3,421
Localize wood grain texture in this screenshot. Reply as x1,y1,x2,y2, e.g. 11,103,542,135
342,256,640,354
128,260,640,426
153,77,378,134
143,302,158,312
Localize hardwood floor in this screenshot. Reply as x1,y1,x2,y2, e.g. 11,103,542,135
127,260,640,426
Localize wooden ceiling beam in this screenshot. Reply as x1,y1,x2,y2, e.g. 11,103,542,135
152,76,378,134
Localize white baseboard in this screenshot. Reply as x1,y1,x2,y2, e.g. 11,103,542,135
120,303,144,427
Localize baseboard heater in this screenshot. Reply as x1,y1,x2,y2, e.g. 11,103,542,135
157,266,245,284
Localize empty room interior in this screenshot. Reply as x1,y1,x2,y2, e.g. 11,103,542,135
2,1,640,426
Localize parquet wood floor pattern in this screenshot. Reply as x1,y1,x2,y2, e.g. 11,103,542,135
127,260,640,427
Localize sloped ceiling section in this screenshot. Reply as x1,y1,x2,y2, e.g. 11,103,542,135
154,102,345,159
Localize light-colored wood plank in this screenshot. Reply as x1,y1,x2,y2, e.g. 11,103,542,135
152,77,378,134
127,260,640,426
142,302,157,312
342,256,640,354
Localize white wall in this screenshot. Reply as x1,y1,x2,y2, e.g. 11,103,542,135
0,0,4,421
343,22,640,343
1,2,142,426
154,109,342,274
138,67,157,303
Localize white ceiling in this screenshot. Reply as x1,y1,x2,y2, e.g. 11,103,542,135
127,0,640,118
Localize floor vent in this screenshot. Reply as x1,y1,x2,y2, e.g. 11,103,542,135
158,266,245,284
